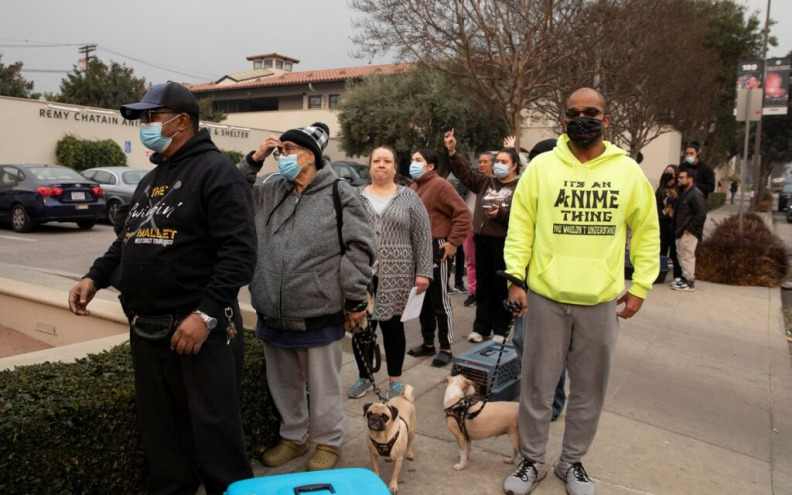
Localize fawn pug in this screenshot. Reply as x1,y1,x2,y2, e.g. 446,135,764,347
364,384,416,493
443,374,519,470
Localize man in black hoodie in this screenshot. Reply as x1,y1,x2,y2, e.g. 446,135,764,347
679,142,715,203
68,82,257,495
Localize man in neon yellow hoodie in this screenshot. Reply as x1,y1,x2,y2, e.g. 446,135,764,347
502,88,659,495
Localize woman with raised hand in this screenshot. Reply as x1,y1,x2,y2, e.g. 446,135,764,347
445,130,521,343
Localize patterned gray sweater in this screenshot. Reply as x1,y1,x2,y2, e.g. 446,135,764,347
357,186,433,320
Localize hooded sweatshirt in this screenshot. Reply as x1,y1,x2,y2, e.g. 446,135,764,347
504,136,659,305
409,170,472,246
85,129,257,324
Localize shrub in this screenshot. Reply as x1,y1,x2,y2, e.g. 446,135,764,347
220,149,244,165
754,190,774,212
0,330,279,494
56,134,127,171
706,192,726,211
697,213,789,286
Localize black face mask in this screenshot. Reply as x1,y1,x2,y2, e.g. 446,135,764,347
566,117,603,147
662,172,674,182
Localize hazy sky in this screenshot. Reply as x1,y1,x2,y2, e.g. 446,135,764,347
1,0,789,96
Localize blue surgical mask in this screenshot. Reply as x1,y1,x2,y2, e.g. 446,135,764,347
493,163,510,179
278,154,303,181
685,156,696,165
139,115,180,153
409,161,426,180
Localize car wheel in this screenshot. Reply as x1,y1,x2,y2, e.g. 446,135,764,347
11,205,33,233
107,200,122,226
76,219,96,230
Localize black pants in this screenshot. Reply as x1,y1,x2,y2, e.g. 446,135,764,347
473,235,511,337
419,238,454,350
354,315,406,379
130,305,252,495
454,245,466,286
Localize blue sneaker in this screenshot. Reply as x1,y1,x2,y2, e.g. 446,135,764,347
387,380,405,399
347,378,372,399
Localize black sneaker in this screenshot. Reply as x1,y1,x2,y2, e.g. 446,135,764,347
463,294,476,306
554,462,594,495
454,283,467,294
504,458,546,495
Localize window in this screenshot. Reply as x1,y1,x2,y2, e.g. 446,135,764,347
308,95,322,109
285,62,292,71
253,60,262,69
333,164,351,179
275,60,283,69
264,59,273,68
329,95,340,109
0,166,21,185
93,170,116,185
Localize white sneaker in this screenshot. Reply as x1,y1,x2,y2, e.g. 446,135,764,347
492,335,506,343
467,331,484,343
669,277,682,288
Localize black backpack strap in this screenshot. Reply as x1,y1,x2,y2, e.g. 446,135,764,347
332,178,345,254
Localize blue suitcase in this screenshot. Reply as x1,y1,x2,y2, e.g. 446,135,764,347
225,468,390,495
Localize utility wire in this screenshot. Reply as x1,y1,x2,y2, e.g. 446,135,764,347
98,45,216,81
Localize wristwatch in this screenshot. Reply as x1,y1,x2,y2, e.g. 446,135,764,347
192,310,217,330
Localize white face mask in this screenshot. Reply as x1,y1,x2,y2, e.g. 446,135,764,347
493,163,510,179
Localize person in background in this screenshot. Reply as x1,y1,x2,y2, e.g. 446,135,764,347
68,82,257,495
670,169,706,292
656,165,683,284
237,122,376,471
406,148,472,367
446,171,469,294
445,130,520,344
730,179,738,205
503,88,659,495
462,151,496,307
679,142,715,203
347,146,433,399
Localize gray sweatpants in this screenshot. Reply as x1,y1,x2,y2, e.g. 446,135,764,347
518,289,619,472
263,340,344,448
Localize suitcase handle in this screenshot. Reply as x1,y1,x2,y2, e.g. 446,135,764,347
294,484,335,494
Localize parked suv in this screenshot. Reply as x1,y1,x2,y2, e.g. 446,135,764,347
779,182,792,212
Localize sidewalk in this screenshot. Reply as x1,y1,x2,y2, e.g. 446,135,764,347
1,199,791,494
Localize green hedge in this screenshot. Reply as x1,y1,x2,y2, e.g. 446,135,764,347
56,134,127,171
0,330,279,494
706,191,726,211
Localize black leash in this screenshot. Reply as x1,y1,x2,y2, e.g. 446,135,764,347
350,318,387,403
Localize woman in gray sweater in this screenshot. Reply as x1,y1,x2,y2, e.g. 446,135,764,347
347,146,433,400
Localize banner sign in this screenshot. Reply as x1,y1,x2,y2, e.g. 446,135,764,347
763,57,789,115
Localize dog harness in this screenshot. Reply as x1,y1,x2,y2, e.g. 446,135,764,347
444,396,483,442
370,417,409,457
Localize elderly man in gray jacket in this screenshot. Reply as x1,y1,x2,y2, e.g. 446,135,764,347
237,122,376,471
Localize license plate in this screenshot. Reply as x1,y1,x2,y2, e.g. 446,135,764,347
75,204,88,210
71,191,86,200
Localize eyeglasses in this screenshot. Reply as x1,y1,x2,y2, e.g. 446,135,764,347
565,107,603,119
273,144,305,158
140,110,177,124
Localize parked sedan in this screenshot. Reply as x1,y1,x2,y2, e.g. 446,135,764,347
81,167,147,225
0,164,105,232
331,161,369,186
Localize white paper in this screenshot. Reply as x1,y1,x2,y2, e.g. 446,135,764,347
400,287,426,322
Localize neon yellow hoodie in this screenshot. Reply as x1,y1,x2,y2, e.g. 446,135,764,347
504,136,659,305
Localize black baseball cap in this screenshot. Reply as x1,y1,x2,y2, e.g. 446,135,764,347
120,81,199,120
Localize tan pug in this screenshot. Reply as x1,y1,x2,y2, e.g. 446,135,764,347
363,384,416,494
442,374,519,470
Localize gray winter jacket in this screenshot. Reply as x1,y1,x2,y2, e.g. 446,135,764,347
237,158,376,331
